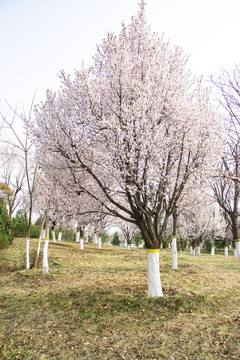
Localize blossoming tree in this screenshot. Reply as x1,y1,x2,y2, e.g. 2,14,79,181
34,1,225,296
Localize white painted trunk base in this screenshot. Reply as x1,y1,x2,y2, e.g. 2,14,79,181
76,232,80,242
98,237,101,249
42,239,49,274
235,241,240,259
190,246,193,255
224,246,228,256
211,247,215,256
26,237,30,270
52,230,56,243
127,245,131,250
168,243,171,248
80,238,84,250
234,249,237,257
37,239,41,257
57,232,62,241
229,244,232,250
196,246,201,256
172,237,178,269
163,249,165,255
147,250,163,297
192,249,195,257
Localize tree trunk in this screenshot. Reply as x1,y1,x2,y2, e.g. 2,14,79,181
52,230,56,243
26,237,30,270
224,246,228,256
80,228,84,250
171,207,178,269
34,229,43,268
51,221,56,243
98,236,101,249
76,225,80,242
43,224,49,274
147,250,163,297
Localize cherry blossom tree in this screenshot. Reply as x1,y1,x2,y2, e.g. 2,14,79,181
178,190,226,256
34,1,225,296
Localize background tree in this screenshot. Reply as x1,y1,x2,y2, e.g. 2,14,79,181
0,148,24,218
1,102,38,238
211,66,240,257
112,232,120,246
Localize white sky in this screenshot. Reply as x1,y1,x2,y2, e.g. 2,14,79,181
0,0,240,113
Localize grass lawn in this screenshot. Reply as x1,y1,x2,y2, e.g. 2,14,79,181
0,238,240,359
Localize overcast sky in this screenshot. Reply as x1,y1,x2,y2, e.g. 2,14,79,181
0,0,240,114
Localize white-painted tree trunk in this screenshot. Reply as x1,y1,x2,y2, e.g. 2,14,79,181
37,238,41,258
163,249,165,255
229,244,232,250
186,241,189,248
85,232,89,242
125,240,128,247
37,229,45,257
192,249,195,257
26,237,30,270
76,231,80,242
234,249,237,257
94,234,98,244
235,241,240,259
211,247,215,256
171,236,178,269
190,245,193,255
42,239,49,274
168,243,171,248
57,232,62,241
98,236,101,249
52,230,56,243
80,237,84,250
127,244,131,250
196,246,201,256
42,229,46,240
147,250,163,297
224,246,228,256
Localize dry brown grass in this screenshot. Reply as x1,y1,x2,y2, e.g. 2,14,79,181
1,238,240,359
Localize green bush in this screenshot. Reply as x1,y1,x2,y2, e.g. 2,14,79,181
204,238,212,253
133,232,143,247
0,198,13,248
12,209,27,237
101,232,109,244
112,232,120,246
0,232,10,249
30,225,41,239
62,229,76,242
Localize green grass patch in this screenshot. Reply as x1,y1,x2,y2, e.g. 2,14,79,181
0,238,240,359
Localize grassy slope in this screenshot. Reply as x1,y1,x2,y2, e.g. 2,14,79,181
0,238,240,360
